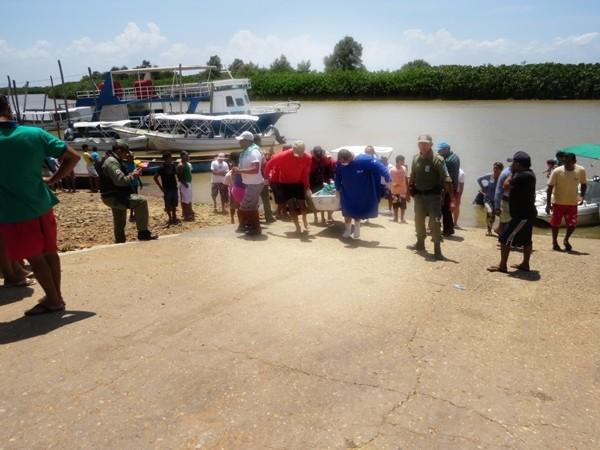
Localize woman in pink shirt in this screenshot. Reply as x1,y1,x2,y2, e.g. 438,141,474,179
389,155,411,223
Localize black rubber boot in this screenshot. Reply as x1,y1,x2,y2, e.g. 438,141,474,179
434,242,443,260
245,211,262,236
236,210,246,233
138,230,158,241
410,239,425,251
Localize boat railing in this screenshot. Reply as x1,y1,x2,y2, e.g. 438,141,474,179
76,83,211,101
76,78,252,101
250,101,301,115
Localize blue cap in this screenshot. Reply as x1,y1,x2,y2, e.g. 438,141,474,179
436,141,451,151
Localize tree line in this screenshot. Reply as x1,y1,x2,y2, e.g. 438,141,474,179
6,36,600,100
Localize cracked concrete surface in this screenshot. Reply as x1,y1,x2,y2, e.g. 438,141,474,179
1,218,600,449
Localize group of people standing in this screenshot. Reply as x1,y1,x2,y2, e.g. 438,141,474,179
0,86,592,316
152,150,195,223
477,148,588,273
213,132,338,237
222,132,467,261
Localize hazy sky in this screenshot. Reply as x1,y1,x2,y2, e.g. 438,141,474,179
3,0,600,85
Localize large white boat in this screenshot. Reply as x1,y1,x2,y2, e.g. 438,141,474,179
111,113,276,153
74,65,300,133
65,120,148,151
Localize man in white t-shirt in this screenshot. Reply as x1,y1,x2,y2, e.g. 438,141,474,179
210,153,229,213
232,131,264,235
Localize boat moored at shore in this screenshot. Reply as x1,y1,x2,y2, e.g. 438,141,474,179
65,120,148,151
111,113,277,153
536,177,600,227
74,65,300,133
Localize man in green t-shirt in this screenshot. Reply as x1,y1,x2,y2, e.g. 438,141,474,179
0,95,80,316
177,151,195,221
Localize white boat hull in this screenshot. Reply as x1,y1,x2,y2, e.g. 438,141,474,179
536,204,600,227
111,126,276,153
535,184,600,227
66,136,148,152
150,134,276,152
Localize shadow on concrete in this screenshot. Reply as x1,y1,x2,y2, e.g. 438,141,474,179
267,231,316,243
314,225,345,239
361,221,386,229
405,246,459,263
237,234,268,242
312,225,396,249
0,286,35,307
508,270,541,281
341,239,396,250
443,234,465,242
0,310,96,345
566,250,590,256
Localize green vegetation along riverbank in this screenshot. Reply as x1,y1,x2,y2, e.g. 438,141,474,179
248,64,600,100
10,63,599,102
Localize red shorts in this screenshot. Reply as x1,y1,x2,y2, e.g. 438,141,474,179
0,209,58,260
550,204,578,228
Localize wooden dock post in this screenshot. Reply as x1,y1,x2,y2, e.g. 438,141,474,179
49,75,61,138
57,59,70,124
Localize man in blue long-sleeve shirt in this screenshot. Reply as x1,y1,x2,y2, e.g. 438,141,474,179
476,162,504,235
336,149,391,239
494,165,512,235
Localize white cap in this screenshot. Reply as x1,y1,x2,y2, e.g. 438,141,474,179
236,131,255,141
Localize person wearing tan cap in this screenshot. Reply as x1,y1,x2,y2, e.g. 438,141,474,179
408,134,453,260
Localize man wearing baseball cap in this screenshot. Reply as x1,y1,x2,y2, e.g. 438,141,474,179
409,134,453,260
488,151,537,273
232,131,264,235
98,143,157,243
437,140,460,236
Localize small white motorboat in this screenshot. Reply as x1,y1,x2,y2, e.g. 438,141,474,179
329,145,394,161
535,177,600,227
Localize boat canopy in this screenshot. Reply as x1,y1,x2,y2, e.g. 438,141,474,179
560,144,600,160
151,113,259,122
73,120,135,129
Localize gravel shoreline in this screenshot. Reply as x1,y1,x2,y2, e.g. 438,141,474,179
54,191,231,251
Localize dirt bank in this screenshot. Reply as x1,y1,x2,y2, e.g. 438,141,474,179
53,190,230,251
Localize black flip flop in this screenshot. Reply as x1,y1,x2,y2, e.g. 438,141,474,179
3,278,36,288
24,303,65,316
